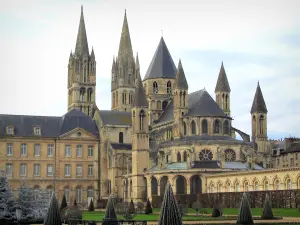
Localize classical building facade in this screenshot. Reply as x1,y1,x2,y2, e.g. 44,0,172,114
0,7,299,206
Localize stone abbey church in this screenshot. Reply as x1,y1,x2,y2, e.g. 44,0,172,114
0,7,299,206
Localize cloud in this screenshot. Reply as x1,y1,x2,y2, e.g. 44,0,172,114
0,0,299,140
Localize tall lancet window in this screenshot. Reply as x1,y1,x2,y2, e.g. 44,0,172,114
153,82,158,94
179,92,182,106
259,115,264,134
139,110,145,130
84,65,87,82
225,94,228,110
167,81,172,94
183,91,186,107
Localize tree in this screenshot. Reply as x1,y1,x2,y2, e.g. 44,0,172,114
0,177,17,224
88,199,94,211
60,195,68,212
18,185,37,220
145,199,153,214
261,193,273,219
236,193,254,225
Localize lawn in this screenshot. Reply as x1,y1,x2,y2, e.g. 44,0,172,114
82,208,300,221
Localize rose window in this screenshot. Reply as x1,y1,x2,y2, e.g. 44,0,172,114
199,149,213,160
224,149,236,161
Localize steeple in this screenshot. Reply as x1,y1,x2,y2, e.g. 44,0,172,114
215,62,231,92
250,82,268,114
75,5,89,57
118,10,134,63
175,59,188,90
135,52,140,70
133,74,148,107
158,182,183,225
91,47,95,59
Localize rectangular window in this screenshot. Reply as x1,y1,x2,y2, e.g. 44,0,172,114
76,165,82,177
34,164,40,176
6,164,12,176
20,144,27,156
76,189,82,203
47,164,53,176
65,189,70,203
88,165,93,176
7,126,14,135
20,164,27,176
34,144,41,156
88,145,93,157
65,145,71,157
65,164,71,176
6,143,13,156
291,158,294,167
76,145,82,157
47,144,53,157
277,158,280,166
34,127,41,135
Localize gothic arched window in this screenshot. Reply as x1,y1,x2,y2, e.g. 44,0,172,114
177,152,181,162
119,132,123,144
225,94,228,109
202,119,208,134
87,88,93,102
223,120,230,135
183,151,187,162
122,92,127,104
191,120,196,135
139,110,145,130
214,120,220,134
183,91,186,107
259,115,264,134
79,87,85,101
167,81,172,94
162,101,168,110
183,122,187,135
153,82,158,94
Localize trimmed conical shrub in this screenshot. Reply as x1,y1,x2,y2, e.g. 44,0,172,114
88,199,94,211
212,198,222,217
158,182,183,225
44,193,62,225
261,193,273,219
236,193,253,225
145,198,153,214
59,195,67,212
102,195,117,225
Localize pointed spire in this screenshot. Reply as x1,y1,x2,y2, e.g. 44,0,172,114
158,182,183,225
250,81,268,114
102,195,117,225
133,74,148,107
112,56,116,70
91,47,95,58
215,61,231,93
118,10,134,63
135,52,140,69
75,5,89,57
175,59,188,90
144,37,177,80
44,193,62,225
70,50,72,57
236,193,254,225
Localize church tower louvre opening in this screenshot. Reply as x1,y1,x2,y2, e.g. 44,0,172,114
67,6,96,116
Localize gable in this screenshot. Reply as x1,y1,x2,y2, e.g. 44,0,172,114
59,127,98,140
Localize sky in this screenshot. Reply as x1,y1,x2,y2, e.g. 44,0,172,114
0,0,299,140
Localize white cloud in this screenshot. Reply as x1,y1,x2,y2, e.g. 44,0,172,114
0,0,299,138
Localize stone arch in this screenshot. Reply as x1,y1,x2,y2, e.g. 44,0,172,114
225,179,231,192
262,176,270,191
242,178,250,192
284,175,293,190
233,179,240,192
252,178,259,191
217,180,223,192
273,176,281,190
209,181,215,193
175,175,187,194
151,176,158,195
159,176,168,197
190,175,202,194
191,120,197,135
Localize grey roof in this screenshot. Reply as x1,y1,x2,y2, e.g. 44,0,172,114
250,82,268,114
155,100,174,124
148,162,188,172
215,62,231,92
98,110,132,126
224,161,264,170
111,143,132,150
0,109,99,138
187,89,229,117
133,75,148,107
175,60,188,90
117,11,134,65
158,182,183,225
274,141,285,149
191,161,220,169
75,6,89,57
103,195,117,224
44,193,62,225
285,142,300,153
144,37,177,80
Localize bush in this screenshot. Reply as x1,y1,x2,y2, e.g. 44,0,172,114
88,199,94,211
145,199,153,214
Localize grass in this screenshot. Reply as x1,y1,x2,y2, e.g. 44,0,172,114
82,208,300,221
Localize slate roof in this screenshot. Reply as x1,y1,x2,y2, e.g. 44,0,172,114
191,160,220,169
225,161,264,170
187,89,228,117
98,110,132,126
75,6,89,57
155,89,229,125
215,62,231,92
284,142,300,153
250,82,268,114
0,109,99,138
144,37,177,80
133,75,148,107
111,143,132,150
175,60,188,90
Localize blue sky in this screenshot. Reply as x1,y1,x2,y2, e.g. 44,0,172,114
0,0,299,140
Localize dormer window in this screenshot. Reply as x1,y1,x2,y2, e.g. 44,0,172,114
34,127,41,136
6,126,14,135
